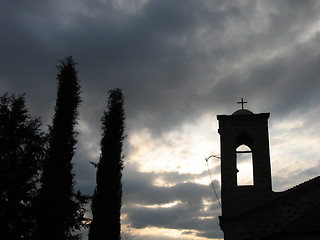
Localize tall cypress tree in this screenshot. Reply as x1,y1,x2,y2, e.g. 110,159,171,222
0,93,45,240
36,56,88,240
89,88,126,240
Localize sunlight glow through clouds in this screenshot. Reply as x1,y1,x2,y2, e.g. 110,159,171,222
134,226,220,240
201,198,214,212
79,106,320,240
269,113,320,190
153,177,178,187
134,200,183,209
128,113,220,175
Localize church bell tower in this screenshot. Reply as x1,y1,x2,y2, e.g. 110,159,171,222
217,99,320,240
217,99,274,217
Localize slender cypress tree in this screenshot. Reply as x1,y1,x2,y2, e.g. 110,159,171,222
89,88,126,240
0,93,45,240
36,56,88,240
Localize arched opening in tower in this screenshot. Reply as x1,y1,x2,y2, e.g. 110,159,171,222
236,144,254,186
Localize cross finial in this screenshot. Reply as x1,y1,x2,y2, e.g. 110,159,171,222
237,98,247,109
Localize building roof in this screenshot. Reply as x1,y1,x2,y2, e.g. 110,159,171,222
232,109,254,115
220,176,320,239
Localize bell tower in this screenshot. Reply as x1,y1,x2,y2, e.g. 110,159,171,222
217,100,320,240
217,100,274,217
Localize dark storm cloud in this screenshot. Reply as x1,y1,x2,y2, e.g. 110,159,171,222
2,0,320,130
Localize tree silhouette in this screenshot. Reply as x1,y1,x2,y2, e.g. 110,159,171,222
36,56,88,240
0,93,45,240
89,88,126,240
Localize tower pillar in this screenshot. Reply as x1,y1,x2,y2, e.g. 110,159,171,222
217,108,274,217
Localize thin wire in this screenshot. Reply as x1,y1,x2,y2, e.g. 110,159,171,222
205,158,221,208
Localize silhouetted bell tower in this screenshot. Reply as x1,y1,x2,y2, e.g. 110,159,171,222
217,100,274,217
217,99,320,240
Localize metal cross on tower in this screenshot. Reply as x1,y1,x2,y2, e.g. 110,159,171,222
237,98,247,109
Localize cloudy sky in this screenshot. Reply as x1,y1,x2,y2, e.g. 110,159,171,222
2,0,320,239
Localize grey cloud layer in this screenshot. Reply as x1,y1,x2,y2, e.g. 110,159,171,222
123,164,222,238
2,0,320,127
